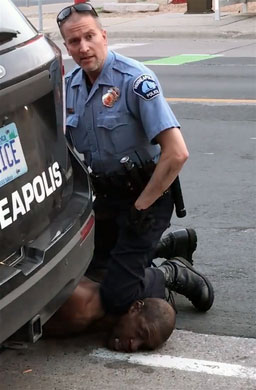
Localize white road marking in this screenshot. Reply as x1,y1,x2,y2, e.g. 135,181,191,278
90,349,256,380
62,42,147,60
109,42,148,51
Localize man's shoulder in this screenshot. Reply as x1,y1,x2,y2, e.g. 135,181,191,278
112,51,150,78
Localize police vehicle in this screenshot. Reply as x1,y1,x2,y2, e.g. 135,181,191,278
0,0,94,344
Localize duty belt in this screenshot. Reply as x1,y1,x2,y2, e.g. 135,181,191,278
90,172,137,198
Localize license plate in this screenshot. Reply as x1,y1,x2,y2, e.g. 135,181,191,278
0,122,28,188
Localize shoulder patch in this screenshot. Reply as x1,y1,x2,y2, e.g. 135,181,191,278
133,74,160,100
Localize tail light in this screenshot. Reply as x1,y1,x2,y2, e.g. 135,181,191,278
80,214,94,245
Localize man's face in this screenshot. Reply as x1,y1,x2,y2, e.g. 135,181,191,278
107,302,161,353
61,13,107,81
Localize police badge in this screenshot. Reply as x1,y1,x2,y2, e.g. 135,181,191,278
102,87,120,107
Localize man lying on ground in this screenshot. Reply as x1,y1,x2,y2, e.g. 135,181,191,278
44,249,213,353
44,276,176,353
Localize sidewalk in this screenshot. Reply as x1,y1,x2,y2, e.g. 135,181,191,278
19,1,256,40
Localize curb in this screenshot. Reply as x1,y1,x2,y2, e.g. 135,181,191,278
45,29,256,40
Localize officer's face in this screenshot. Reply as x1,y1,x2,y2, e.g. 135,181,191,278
61,13,107,82
107,301,162,353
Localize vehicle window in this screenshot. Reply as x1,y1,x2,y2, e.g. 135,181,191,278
0,0,37,51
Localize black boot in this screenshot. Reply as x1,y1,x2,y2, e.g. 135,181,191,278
155,229,197,265
158,257,214,312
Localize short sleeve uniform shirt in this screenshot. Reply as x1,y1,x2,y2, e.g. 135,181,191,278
65,50,180,175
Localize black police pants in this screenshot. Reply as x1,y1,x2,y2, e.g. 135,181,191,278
91,191,174,315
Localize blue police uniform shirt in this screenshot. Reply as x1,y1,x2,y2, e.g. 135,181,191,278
65,50,180,175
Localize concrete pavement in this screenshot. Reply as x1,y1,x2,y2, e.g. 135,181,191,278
19,1,256,40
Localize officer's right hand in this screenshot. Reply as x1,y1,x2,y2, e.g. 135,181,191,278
127,205,155,235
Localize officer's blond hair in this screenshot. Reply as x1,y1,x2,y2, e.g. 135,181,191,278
59,11,103,38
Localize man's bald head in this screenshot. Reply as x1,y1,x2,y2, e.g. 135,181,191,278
142,297,176,349
107,298,176,352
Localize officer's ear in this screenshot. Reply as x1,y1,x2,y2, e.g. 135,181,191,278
129,300,145,314
102,29,108,46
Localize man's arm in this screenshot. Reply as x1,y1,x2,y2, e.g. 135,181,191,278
135,127,189,210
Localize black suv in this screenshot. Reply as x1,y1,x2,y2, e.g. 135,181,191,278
0,0,94,344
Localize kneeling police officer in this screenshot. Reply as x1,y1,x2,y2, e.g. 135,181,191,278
57,2,214,315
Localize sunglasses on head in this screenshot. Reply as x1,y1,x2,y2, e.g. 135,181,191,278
57,2,98,26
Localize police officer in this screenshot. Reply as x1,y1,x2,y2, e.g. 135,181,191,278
57,3,214,315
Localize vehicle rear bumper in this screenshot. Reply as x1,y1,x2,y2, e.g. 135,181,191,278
0,212,94,344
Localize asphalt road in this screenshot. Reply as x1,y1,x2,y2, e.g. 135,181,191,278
1,38,255,389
